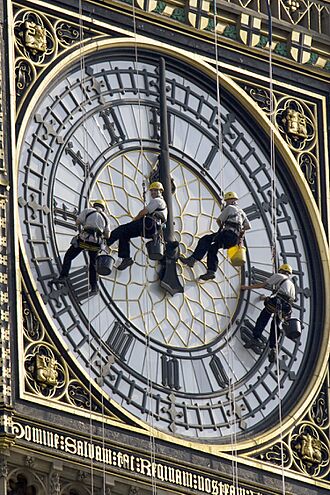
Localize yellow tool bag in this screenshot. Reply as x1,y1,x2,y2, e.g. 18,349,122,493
227,245,246,267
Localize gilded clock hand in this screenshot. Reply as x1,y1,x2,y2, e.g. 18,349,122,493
158,58,184,296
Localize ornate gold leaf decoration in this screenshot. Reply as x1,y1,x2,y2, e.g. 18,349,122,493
291,424,329,476
22,291,105,415
240,81,319,199
251,372,330,481
13,7,104,110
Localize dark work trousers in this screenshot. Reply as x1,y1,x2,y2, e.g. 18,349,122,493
60,245,98,288
193,229,239,272
107,217,155,259
253,296,292,349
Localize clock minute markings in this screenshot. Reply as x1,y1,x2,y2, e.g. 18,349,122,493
65,142,90,177
53,201,78,231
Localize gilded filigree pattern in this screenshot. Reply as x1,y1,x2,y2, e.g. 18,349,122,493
22,291,103,414
291,423,330,477
252,371,330,481
14,10,56,65
238,81,319,200
24,343,67,398
275,98,315,153
13,5,104,110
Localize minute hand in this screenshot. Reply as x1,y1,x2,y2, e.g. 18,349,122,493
158,57,184,296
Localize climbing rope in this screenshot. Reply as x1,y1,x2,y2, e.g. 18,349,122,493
213,1,239,489
264,1,286,493
132,6,158,495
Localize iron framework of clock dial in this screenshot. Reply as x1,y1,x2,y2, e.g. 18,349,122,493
17,48,322,443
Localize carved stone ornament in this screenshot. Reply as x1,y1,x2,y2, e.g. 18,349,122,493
282,108,307,138
275,98,315,152
284,0,301,13
49,472,61,495
291,423,329,477
24,343,67,398
34,354,59,388
23,20,47,54
14,10,55,64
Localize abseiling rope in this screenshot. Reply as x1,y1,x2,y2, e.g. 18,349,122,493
212,1,239,488
78,1,99,492
264,2,286,494
132,6,158,495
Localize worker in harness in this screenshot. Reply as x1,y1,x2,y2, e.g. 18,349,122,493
241,264,296,362
57,199,110,295
107,182,168,271
180,191,251,280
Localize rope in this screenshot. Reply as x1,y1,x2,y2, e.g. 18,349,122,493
213,1,238,489
264,2,286,493
78,2,97,493
132,7,157,495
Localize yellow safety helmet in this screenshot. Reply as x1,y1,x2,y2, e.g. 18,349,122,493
224,191,238,201
92,199,106,209
149,181,164,191
279,263,293,274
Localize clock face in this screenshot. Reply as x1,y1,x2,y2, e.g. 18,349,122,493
18,47,324,444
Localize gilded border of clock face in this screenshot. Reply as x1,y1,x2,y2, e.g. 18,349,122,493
16,36,330,451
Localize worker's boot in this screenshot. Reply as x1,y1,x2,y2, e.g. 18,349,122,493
179,256,196,267
90,285,99,296
199,270,216,281
117,257,134,271
268,348,276,363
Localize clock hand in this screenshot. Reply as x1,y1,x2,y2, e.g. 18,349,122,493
158,58,184,296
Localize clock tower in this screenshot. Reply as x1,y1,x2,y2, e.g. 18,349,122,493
1,1,329,494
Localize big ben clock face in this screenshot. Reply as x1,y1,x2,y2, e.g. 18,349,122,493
18,46,325,445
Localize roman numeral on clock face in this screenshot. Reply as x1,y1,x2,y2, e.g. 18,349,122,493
106,321,133,360
161,355,180,390
209,355,229,388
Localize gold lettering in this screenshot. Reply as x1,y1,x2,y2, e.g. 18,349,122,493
46,431,54,448
102,447,112,465
130,455,135,471
65,437,77,454
95,445,102,461
122,454,130,469
157,464,165,481
163,465,168,481
205,478,212,493
24,425,31,442
140,458,151,476
182,472,193,488
168,467,175,483
54,434,59,449
229,486,235,495
197,475,205,491
32,427,43,444
175,469,182,485
77,440,84,457
88,443,95,459
212,480,219,495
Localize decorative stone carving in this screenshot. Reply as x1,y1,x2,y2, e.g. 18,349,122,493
291,423,329,476
34,354,59,388
24,343,66,398
293,432,322,465
23,21,46,54
282,108,307,138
